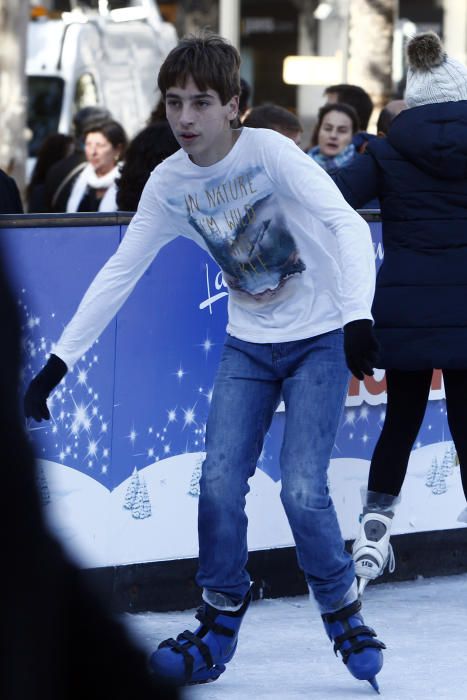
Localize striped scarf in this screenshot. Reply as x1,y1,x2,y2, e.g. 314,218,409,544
308,143,356,173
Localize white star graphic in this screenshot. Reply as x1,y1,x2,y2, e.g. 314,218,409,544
201,337,213,356
127,428,137,444
183,406,197,429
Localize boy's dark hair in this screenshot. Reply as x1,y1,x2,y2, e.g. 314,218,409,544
311,102,360,147
158,32,241,105
324,83,373,130
243,104,302,133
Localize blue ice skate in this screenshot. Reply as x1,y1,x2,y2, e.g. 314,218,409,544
149,592,251,685
322,599,385,693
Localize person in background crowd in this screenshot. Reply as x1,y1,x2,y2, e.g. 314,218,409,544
0,169,23,213
307,103,359,173
242,103,303,145
376,99,406,137
66,120,127,213
116,122,180,211
0,243,178,700
44,106,112,213
27,133,74,213
333,32,467,595
324,83,375,152
324,83,373,131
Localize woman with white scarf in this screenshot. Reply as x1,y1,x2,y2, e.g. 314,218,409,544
66,120,128,212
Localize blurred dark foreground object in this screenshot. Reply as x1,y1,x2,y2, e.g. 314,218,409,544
0,250,178,700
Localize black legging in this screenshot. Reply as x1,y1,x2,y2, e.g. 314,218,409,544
368,368,467,500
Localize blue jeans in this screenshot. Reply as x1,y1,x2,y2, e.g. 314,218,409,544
196,331,355,612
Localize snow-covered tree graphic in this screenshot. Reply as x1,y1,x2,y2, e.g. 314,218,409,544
426,443,457,495
124,467,140,510
123,467,151,519
432,465,447,495
441,444,454,477
188,456,203,497
131,475,151,519
36,463,50,505
426,457,438,488
446,442,459,469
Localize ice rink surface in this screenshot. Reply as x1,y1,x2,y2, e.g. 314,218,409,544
123,573,467,700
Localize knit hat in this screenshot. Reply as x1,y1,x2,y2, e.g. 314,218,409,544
404,32,467,108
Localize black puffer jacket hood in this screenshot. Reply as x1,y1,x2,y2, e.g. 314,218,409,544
388,100,467,180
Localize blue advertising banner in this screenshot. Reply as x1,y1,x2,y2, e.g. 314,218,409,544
1,215,464,568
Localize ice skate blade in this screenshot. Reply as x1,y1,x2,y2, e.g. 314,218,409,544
186,664,226,685
357,577,370,597
368,676,380,693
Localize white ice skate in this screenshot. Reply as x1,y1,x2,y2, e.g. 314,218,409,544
352,512,395,596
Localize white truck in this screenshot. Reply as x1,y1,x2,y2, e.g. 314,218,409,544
26,1,177,173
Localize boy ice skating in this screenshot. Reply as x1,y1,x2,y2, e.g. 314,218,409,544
25,33,385,691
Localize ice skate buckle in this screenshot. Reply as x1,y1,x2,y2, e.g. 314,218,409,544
195,606,237,637
332,626,386,662
322,600,386,664
158,631,215,681
157,606,236,682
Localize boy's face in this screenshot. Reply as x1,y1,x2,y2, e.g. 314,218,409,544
165,75,239,167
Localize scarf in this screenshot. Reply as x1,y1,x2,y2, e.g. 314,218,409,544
307,143,356,173
66,163,120,212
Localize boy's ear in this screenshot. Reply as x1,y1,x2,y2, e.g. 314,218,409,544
227,95,240,121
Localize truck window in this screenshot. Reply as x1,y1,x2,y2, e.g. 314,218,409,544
27,76,64,158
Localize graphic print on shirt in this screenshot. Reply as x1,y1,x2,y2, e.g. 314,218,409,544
182,168,306,299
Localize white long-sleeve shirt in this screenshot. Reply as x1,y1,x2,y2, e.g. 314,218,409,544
54,127,375,368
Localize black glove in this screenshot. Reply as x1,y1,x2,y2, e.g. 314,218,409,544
343,320,380,380
24,354,68,421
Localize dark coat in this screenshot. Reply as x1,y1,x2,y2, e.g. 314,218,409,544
0,169,23,213
334,101,467,370
43,151,86,212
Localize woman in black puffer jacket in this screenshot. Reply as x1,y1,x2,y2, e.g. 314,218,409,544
334,32,467,593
